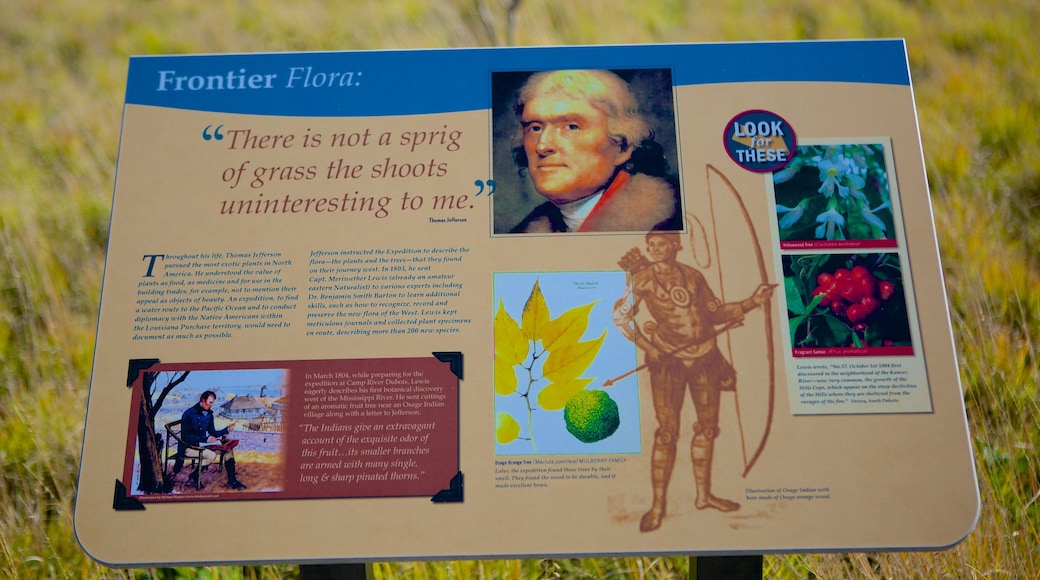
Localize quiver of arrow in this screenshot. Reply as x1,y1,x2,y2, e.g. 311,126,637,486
618,247,650,273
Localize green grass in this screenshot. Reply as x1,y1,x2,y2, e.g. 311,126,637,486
2,0,1039,577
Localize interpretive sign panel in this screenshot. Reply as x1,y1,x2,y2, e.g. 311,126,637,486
75,40,978,567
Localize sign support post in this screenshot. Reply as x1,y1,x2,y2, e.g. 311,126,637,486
691,556,763,579
299,563,370,580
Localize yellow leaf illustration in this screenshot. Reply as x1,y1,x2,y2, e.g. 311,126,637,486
542,330,606,382
494,356,519,396
494,298,529,366
521,280,551,342
542,301,596,353
495,412,521,444
537,377,594,411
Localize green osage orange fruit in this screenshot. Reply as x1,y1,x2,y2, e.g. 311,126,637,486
564,389,620,443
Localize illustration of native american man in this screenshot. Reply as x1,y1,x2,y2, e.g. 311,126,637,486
613,230,774,532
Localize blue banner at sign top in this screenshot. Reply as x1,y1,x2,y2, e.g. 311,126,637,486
125,40,911,117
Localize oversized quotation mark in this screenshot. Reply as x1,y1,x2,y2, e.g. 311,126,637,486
202,124,225,141
474,179,496,196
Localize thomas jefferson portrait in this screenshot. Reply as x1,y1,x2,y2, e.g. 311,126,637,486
492,68,684,234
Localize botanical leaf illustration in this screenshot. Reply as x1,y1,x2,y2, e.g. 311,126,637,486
495,412,521,444
494,277,619,449
542,330,606,382
494,298,529,366
521,280,550,342
541,301,595,353
537,377,594,411
494,355,519,396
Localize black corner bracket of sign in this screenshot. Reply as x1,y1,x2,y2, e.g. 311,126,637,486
431,471,463,503
432,351,463,380
113,480,145,511
126,358,161,388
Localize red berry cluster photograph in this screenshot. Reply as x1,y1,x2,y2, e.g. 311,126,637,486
782,252,912,354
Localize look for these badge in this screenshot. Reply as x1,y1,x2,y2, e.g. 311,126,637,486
724,110,796,173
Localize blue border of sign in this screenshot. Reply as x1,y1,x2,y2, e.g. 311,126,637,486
124,40,910,117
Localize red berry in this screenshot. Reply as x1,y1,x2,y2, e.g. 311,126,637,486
829,299,847,317
839,280,864,304
817,275,839,293
851,265,871,281
826,288,843,306
812,286,832,307
860,296,881,315
846,304,869,324
857,275,877,299
879,281,896,301
834,268,852,281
